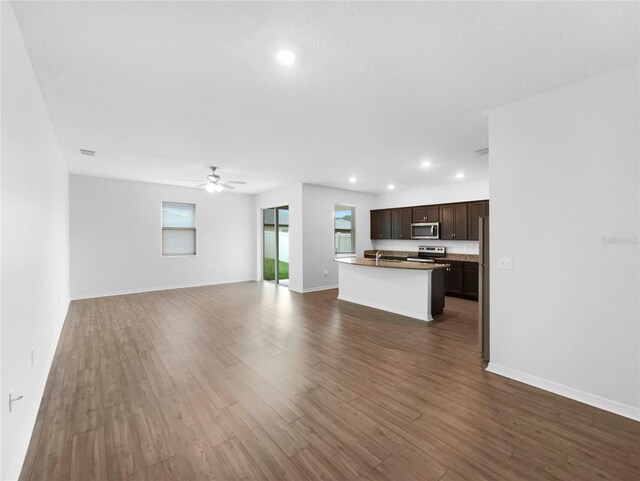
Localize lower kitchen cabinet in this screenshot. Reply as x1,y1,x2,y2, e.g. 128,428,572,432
463,263,479,298
444,263,464,296
445,261,479,300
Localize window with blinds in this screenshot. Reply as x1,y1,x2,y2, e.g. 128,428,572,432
162,202,196,256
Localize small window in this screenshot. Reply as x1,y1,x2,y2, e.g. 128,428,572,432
334,205,355,255
162,202,196,256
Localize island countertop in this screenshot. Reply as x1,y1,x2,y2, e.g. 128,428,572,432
363,250,479,263
335,257,449,270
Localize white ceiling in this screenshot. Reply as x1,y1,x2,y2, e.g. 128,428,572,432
12,1,639,194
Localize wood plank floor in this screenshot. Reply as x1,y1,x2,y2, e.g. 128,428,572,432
20,282,640,481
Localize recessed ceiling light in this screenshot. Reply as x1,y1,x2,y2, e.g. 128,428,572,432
276,50,295,66
349,177,357,183
388,184,395,190
421,160,431,167
455,172,465,179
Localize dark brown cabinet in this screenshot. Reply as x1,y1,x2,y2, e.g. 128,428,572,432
391,207,412,239
444,263,464,296
412,205,439,223
467,201,489,241
462,262,479,298
445,261,479,300
440,203,468,240
370,209,391,239
371,199,488,241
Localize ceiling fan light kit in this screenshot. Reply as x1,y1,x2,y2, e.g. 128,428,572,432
180,166,247,193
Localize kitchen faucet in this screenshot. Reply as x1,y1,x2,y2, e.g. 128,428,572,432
375,250,382,265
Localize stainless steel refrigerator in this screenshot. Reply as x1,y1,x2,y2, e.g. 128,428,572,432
478,216,490,362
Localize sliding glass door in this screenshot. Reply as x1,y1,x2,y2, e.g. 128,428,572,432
263,205,289,286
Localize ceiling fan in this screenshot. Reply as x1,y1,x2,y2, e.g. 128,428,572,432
180,166,247,193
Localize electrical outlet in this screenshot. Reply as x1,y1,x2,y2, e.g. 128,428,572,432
497,257,513,270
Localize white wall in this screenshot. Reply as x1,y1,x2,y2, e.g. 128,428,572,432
254,183,304,292
1,3,70,479
374,179,490,209
372,179,490,254
70,175,255,298
302,184,374,291
488,66,640,419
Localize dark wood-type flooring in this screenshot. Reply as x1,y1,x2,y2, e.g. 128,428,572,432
20,282,640,481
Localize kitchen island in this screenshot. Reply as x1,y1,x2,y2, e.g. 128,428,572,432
334,257,448,321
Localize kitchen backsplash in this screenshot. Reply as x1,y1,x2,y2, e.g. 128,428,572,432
371,239,480,255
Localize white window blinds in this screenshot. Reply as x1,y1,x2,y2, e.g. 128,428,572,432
162,202,196,255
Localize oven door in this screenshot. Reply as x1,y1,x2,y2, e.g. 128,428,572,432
411,223,439,239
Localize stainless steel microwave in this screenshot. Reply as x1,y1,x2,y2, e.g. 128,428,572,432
411,222,440,239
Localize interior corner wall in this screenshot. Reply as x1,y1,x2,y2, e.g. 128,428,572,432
254,183,304,292
301,184,374,292
70,175,256,298
488,66,640,419
1,3,70,479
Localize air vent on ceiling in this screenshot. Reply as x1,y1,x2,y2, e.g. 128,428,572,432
474,148,489,156
80,149,96,156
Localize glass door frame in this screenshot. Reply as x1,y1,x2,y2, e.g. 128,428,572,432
262,205,289,286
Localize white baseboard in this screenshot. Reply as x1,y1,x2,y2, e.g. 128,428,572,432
487,363,640,421
70,278,256,300
302,284,338,293
337,294,432,321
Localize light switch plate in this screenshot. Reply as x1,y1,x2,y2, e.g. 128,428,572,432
497,257,513,270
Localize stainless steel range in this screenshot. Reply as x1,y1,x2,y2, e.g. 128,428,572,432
406,246,446,263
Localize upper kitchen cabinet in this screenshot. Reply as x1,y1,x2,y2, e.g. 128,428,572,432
412,205,440,223
391,207,412,239
467,201,489,240
371,199,488,241
440,203,468,240
370,209,392,239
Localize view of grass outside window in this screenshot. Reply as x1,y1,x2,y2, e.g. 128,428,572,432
263,206,289,284
334,205,355,254
263,257,289,281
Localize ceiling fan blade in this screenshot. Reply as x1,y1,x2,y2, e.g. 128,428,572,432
178,179,204,182
220,182,235,190
195,183,208,188
226,180,247,184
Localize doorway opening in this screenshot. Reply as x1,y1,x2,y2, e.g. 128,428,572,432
263,205,289,286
